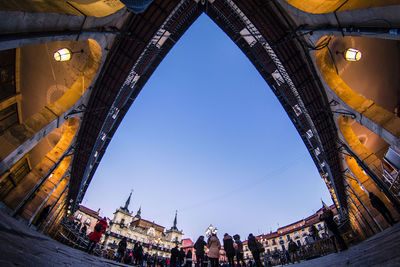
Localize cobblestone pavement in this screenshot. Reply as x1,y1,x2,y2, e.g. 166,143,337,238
288,222,400,267
1,210,399,266
0,210,129,266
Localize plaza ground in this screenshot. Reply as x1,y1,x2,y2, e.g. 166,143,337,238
0,209,399,266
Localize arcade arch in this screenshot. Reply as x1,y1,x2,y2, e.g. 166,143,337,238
0,0,124,17
1,117,79,221
315,36,400,148
338,115,398,225
285,0,400,14
0,39,101,174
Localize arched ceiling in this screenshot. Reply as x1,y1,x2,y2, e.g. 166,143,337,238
69,0,345,212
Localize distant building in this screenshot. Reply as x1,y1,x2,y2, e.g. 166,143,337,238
183,236,228,263
101,192,183,258
243,205,339,260
73,205,102,235
182,238,195,259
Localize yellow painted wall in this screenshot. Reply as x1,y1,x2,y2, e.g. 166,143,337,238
286,0,400,14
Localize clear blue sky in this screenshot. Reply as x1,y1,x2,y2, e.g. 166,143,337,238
83,14,332,241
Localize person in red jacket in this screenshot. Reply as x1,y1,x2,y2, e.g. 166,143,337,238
87,217,108,254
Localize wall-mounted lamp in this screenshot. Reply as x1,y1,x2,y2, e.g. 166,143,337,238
53,48,83,62
337,48,362,62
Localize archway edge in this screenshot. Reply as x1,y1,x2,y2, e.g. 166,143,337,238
285,0,400,14
315,37,400,141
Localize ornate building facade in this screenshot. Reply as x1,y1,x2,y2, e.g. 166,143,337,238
102,192,183,257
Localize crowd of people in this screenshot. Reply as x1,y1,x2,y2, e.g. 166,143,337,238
60,206,353,266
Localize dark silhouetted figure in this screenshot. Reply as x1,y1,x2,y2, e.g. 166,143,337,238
81,224,87,236
309,225,320,241
233,234,243,267
319,208,347,252
179,248,185,267
194,236,207,267
247,234,262,267
288,240,299,263
117,237,127,262
171,245,179,267
185,249,193,267
34,205,51,227
223,233,235,267
369,192,395,226
134,243,144,265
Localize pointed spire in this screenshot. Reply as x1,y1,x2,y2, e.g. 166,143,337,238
172,210,178,230
122,190,133,212
135,206,142,219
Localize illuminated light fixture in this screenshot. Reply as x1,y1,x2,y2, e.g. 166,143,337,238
112,108,119,119
53,48,71,62
53,48,84,62
306,129,313,139
292,104,302,116
345,48,362,61
337,48,362,62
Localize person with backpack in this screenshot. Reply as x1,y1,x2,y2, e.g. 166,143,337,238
233,234,243,267
87,217,108,254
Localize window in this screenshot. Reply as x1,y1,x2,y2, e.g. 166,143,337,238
279,236,283,240
0,157,30,199
286,235,290,241
121,218,125,224
76,213,82,220
272,239,276,245
0,103,19,134
85,218,91,224
317,224,323,230
0,49,16,102
116,230,121,235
